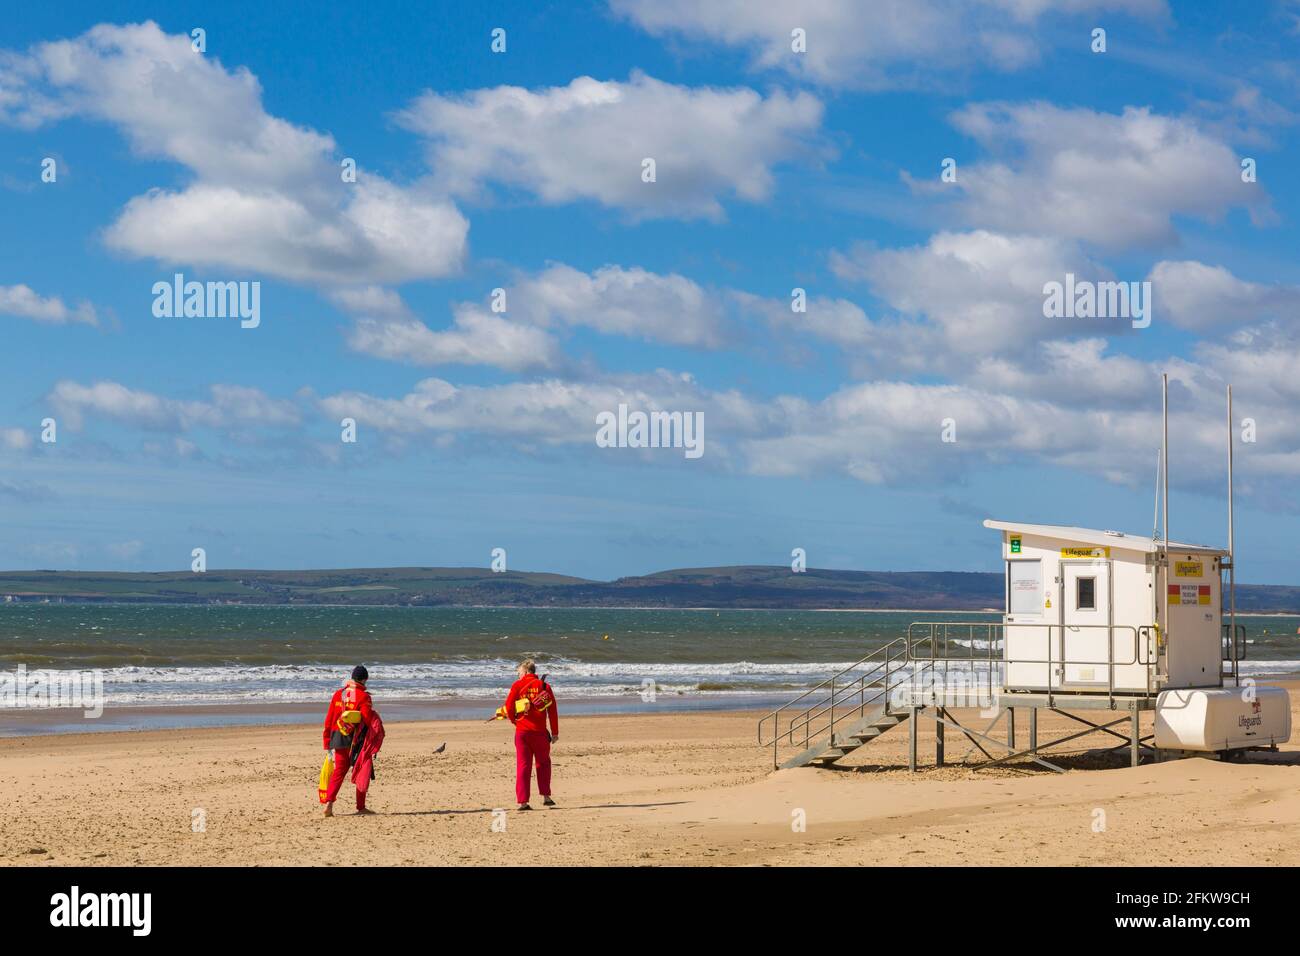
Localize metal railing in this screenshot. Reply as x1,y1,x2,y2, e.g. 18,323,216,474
905,620,1001,708
757,637,914,769
757,619,1246,769
907,621,1151,708
1221,622,1246,683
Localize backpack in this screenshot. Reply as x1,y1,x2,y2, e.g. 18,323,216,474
516,674,553,716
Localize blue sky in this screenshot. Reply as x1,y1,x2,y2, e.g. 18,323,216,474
2,0,1299,582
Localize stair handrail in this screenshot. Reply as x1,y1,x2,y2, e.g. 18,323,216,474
757,637,911,766
783,645,910,744
769,650,933,769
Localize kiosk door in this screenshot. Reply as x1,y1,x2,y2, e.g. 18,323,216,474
1060,561,1112,687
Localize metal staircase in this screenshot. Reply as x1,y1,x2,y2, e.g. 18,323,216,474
758,638,924,769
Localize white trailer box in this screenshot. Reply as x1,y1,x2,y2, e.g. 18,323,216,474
1155,687,1291,751
985,521,1227,695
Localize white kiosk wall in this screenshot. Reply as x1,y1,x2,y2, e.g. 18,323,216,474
1160,552,1223,689
1002,531,1160,693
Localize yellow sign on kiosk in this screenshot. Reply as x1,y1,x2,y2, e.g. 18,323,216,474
1061,546,1109,559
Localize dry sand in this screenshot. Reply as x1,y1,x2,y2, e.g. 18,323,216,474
4,690,1300,866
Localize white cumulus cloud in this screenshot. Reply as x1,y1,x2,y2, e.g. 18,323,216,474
938,102,1266,249
49,380,301,431
0,22,468,285
611,0,1167,89
1148,260,1300,332
347,308,564,373
342,263,733,371
831,230,1117,357
397,72,825,220
0,284,98,325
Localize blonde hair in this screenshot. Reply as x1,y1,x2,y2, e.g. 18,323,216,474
519,659,537,674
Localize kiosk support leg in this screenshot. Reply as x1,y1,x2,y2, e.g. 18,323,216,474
909,706,919,772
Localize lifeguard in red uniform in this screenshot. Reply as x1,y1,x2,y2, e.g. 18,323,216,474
321,665,376,817
502,659,559,811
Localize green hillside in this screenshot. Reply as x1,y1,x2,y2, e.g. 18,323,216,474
1,565,1297,611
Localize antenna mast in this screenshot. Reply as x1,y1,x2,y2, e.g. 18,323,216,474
1161,374,1170,662
1151,447,1162,541
1228,384,1238,686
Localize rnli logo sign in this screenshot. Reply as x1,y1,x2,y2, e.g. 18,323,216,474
1240,699,1263,730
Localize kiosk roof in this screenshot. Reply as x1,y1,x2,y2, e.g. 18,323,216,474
983,519,1228,556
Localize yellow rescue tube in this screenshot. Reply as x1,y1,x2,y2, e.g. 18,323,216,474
317,754,333,803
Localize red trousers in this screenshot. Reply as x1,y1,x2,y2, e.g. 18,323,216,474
325,748,365,810
514,730,551,804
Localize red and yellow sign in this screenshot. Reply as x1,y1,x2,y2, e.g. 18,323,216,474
1167,584,1211,606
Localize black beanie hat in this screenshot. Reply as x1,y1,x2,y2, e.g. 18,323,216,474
352,665,368,682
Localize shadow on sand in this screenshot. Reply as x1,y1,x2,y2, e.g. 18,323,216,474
384,800,689,816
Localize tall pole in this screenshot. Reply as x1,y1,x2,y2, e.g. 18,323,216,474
1152,447,1161,541
1162,374,1170,665
1228,384,1237,686
1162,374,1169,556
1151,443,1162,669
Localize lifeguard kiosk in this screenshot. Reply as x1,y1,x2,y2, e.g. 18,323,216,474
976,518,1289,767
759,378,1291,771
984,520,1225,695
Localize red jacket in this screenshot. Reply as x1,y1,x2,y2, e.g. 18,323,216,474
351,711,385,789
323,680,374,750
504,674,558,736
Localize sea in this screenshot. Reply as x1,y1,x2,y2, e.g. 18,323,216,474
2,604,1297,734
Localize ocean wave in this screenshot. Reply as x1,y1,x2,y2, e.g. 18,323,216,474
1236,660,1300,675
90,658,859,684
12,658,861,707
86,683,764,705
4,655,1298,709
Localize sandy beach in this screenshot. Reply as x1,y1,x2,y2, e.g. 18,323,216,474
5,684,1300,867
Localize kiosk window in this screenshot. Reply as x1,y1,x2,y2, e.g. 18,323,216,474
1076,576,1096,610
1008,560,1042,614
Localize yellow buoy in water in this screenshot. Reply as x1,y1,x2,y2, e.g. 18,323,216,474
603,634,610,640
